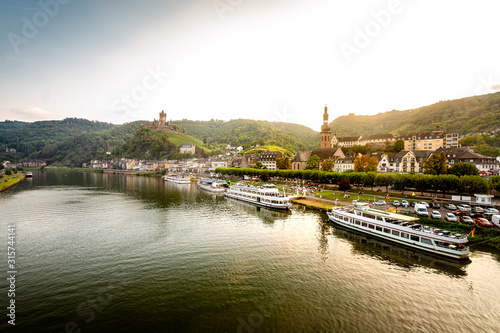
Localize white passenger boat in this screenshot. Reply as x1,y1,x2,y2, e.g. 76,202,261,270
197,179,226,193
224,183,292,210
326,202,469,260
163,174,191,184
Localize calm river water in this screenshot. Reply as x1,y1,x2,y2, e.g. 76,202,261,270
1,171,499,332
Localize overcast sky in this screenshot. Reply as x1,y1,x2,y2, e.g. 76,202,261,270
1,0,499,130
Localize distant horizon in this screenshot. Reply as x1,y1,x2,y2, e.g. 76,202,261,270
1,1,499,130
2,91,497,132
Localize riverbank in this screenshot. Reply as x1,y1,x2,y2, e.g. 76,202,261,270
0,174,25,192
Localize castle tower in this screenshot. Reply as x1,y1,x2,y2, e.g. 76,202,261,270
319,105,332,149
159,110,166,126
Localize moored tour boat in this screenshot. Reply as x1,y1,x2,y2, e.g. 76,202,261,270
224,183,292,210
163,174,191,184
326,202,469,260
197,179,226,193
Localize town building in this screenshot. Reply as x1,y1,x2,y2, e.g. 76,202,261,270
331,134,395,149
396,126,459,151
291,106,345,170
434,147,499,173
179,143,196,154
319,105,332,149
333,151,358,173
259,151,283,170
393,150,433,173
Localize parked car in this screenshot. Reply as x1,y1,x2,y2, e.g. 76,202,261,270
445,213,457,222
482,212,494,221
373,200,386,206
430,203,441,209
475,217,493,228
444,203,457,210
410,201,416,207
414,204,429,217
430,211,441,219
393,200,400,207
418,201,430,208
471,206,484,214
457,204,471,211
460,216,474,225
484,208,499,214
401,200,409,208
452,209,469,216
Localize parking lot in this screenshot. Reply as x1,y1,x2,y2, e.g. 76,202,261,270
372,200,500,228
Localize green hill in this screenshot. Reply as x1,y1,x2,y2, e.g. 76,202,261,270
331,92,500,136
172,119,319,152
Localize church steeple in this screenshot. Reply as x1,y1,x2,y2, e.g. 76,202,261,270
319,105,332,149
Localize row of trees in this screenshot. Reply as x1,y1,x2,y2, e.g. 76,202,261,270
216,168,498,196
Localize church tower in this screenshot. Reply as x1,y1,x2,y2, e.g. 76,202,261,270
319,105,332,148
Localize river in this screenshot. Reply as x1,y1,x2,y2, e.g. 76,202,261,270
0,171,499,332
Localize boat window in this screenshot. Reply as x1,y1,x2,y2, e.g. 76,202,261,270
383,228,391,234
392,230,399,236
401,232,408,239
361,222,367,227
368,224,375,229
410,235,419,242
354,221,360,225
376,226,382,232
421,238,433,245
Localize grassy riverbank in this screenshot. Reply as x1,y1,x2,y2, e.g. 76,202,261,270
0,174,25,192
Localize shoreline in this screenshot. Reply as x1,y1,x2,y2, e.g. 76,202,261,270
0,174,25,193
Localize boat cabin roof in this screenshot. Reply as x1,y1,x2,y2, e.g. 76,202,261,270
354,203,419,222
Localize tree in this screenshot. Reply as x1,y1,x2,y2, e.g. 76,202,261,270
421,151,448,175
306,155,320,170
259,173,269,182
353,155,378,172
276,157,291,170
393,139,405,153
5,169,12,175
447,162,479,177
338,178,351,192
321,159,335,172
253,161,267,169
375,173,393,192
0,163,3,170
458,175,489,195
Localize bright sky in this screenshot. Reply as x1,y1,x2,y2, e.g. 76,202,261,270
1,0,499,130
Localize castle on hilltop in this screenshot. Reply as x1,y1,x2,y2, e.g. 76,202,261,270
142,110,187,134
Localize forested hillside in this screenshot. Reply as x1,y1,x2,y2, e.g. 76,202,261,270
173,119,319,151
331,92,500,136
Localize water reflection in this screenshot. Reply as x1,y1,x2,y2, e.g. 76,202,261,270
321,215,470,277
226,198,292,224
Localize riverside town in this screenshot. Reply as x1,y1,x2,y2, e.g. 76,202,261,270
2,1,500,331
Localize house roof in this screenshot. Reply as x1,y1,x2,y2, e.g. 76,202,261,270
292,151,311,163
362,134,394,140
310,148,344,161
